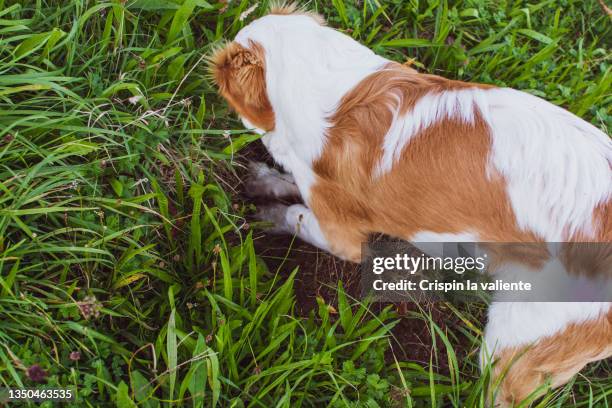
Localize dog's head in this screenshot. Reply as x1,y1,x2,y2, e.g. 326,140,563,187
209,4,325,133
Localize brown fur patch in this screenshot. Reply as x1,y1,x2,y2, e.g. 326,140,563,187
559,241,612,279
550,200,612,279
310,63,532,260
492,307,612,407
593,200,612,241
481,243,550,271
210,40,275,131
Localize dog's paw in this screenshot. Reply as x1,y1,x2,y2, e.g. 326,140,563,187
245,161,299,198
254,204,290,233
244,161,276,197
247,161,275,179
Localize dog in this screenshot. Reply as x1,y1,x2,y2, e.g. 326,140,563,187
211,4,612,406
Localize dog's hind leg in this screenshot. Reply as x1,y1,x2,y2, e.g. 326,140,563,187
483,303,612,407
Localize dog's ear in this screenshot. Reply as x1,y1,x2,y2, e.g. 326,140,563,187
210,41,275,131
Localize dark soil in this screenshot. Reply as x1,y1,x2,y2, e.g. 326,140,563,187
235,144,484,372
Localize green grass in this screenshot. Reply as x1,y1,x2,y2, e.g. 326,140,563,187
0,0,610,406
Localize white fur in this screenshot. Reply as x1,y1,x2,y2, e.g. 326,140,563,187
258,132,319,202
486,88,612,241
284,204,330,250
377,89,488,176
235,14,388,203
410,230,480,243
241,118,266,135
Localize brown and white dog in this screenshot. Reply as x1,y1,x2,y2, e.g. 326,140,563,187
211,4,612,406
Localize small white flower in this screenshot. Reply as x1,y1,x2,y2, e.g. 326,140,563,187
128,95,143,105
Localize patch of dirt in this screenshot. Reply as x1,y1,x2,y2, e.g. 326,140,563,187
235,144,483,372
252,234,481,370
